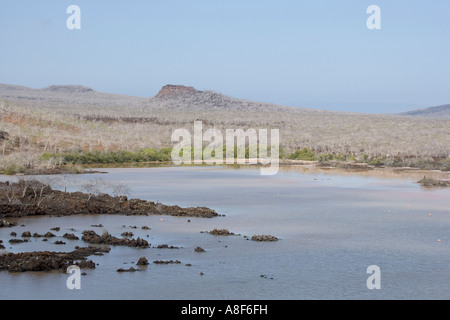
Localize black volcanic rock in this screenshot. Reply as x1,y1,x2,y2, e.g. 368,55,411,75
0,180,219,219
81,230,150,248
251,234,278,242
0,246,110,272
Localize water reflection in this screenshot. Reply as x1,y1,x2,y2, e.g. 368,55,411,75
0,166,449,299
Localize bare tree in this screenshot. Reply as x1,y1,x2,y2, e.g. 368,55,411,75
108,181,130,202
0,182,19,204
16,178,32,198
82,178,106,202
27,178,54,207
1,140,7,155
50,174,75,193
61,174,75,193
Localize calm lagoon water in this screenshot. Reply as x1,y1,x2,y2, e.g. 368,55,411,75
0,166,449,300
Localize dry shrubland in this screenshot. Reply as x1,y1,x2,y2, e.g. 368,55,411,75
0,84,449,173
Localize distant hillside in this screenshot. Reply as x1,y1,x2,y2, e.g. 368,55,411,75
0,83,146,108
0,83,291,112
399,104,450,119
43,85,95,93
1,82,449,170
151,84,289,112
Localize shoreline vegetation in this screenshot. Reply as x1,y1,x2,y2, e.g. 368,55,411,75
1,147,449,188
0,146,448,176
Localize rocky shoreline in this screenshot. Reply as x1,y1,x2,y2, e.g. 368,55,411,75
0,222,280,273
0,246,110,272
0,180,279,274
0,225,280,272
81,230,150,248
417,176,450,188
0,180,217,272
0,180,219,219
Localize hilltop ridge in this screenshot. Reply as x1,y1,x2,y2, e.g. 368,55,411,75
1,83,449,117
0,83,291,112
155,84,200,99
399,104,450,119
150,84,289,112
43,85,95,93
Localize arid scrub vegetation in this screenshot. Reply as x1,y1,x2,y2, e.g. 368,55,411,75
1,84,449,174
40,148,173,165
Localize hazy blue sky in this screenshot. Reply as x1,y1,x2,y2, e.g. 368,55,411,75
1,1,449,113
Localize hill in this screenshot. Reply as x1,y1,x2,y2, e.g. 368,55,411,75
399,104,450,119
0,83,449,173
151,84,288,112
0,83,289,112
